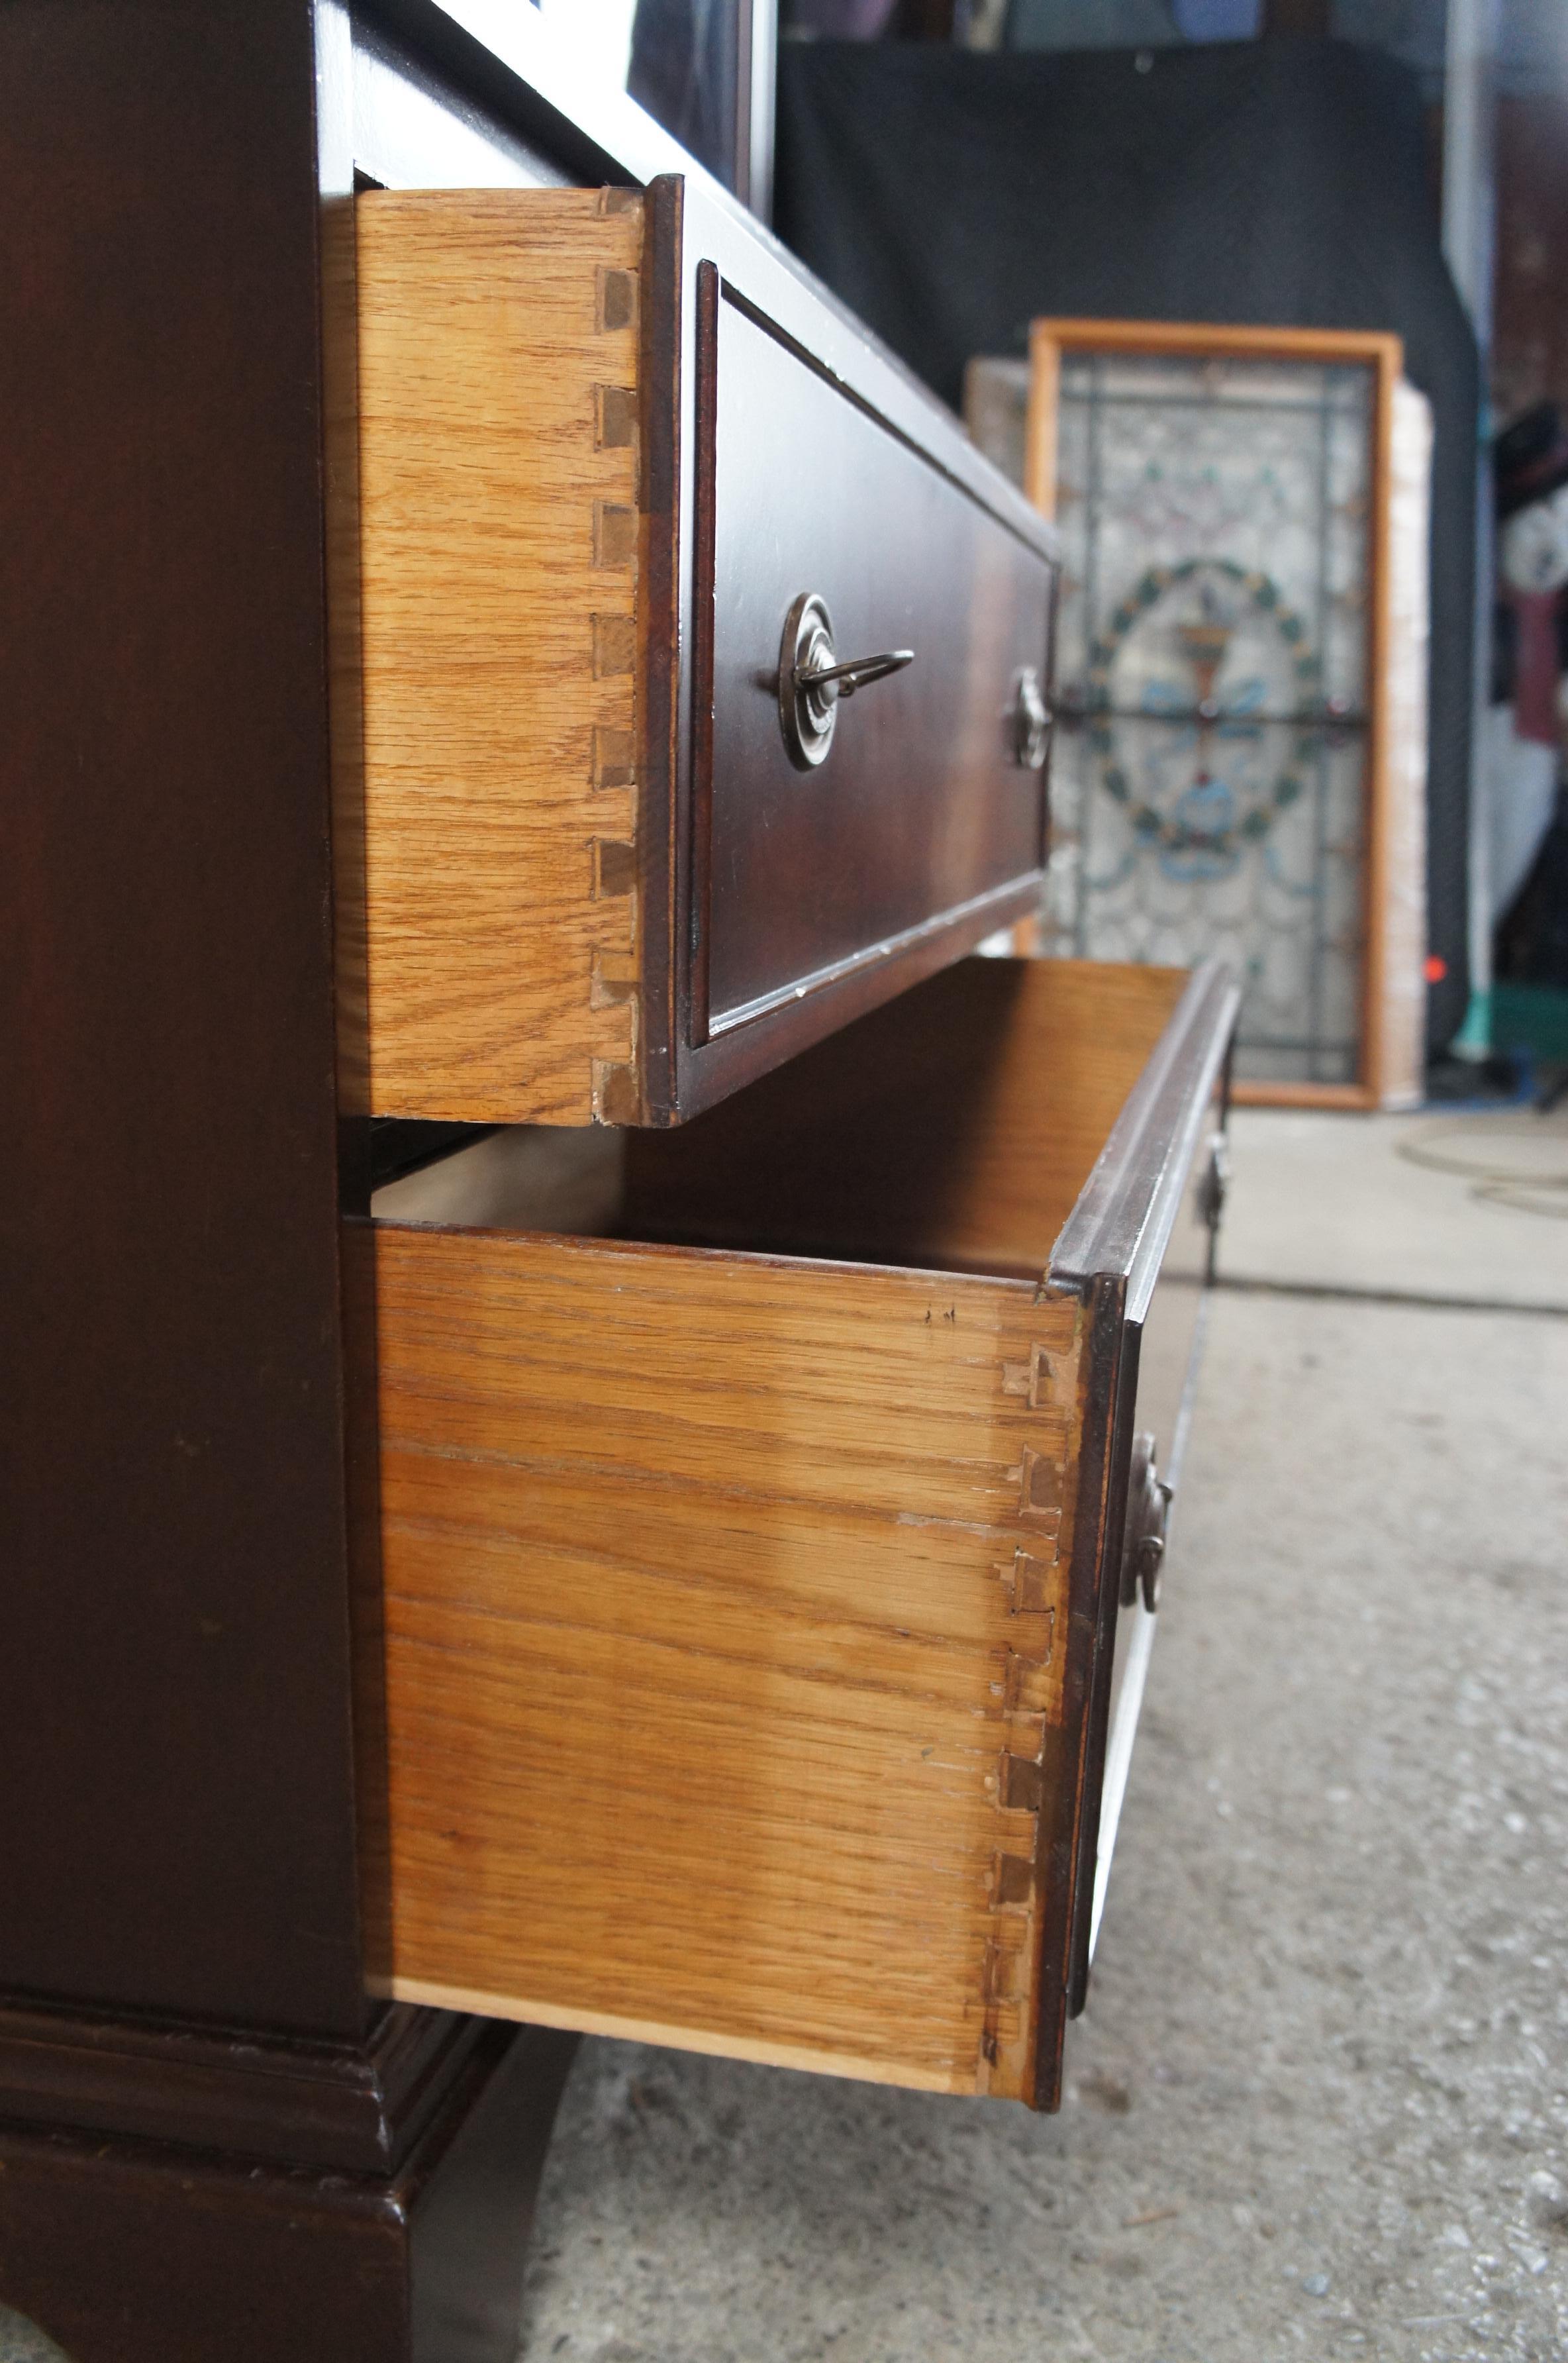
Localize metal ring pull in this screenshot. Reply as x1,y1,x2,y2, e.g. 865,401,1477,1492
778,591,914,770
1118,1431,1173,1614
795,647,914,700
1010,666,1053,770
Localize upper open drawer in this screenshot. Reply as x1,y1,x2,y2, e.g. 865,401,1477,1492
352,177,1058,1127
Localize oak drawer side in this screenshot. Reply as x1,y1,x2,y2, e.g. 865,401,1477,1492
357,189,645,1124
375,1227,1084,2099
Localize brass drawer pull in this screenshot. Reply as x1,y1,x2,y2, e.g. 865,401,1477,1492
779,591,914,770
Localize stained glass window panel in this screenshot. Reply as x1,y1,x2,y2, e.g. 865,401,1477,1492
970,347,1380,1089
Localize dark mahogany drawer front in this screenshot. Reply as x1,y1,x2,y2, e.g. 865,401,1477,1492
700,283,1054,1037
1050,961,1238,2010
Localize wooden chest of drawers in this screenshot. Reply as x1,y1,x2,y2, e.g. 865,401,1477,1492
368,954,1236,2108
352,178,1057,1128
0,3,1228,2345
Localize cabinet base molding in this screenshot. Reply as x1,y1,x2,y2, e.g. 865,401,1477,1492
0,2000,577,2363
0,1995,481,2174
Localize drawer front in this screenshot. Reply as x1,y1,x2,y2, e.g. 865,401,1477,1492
699,282,1054,1038
1046,968,1238,2018
1079,1062,1230,1978
354,181,1057,1129
1126,1103,1226,1494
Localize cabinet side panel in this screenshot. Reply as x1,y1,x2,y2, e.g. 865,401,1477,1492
375,1227,1082,2097
358,189,644,1124
0,0,366,2033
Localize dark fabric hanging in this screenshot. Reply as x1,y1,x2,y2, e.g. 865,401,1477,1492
629,0,740,189
774,36,1479,1050
1496,787,1568,989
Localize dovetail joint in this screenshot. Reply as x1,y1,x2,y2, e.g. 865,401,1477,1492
999,1752,1044,1813
1008,1546,1057,1612
991,1852,1034,1910
591,613,636,679
591,947,638,1008
592,838,638,900
595,383,638,452
596,265,638,334
1004,1641,1055,1713
593,724,638,789
1017,1445,1064,1528
592,1059,640,1127
593,501,636,571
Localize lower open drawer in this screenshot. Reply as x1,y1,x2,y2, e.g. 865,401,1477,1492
368,956,1237,2107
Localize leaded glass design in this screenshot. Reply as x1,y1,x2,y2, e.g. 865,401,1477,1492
970,350,1377,1088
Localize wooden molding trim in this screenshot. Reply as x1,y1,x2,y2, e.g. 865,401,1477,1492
0,2019,578,2363
0,1997,485,2177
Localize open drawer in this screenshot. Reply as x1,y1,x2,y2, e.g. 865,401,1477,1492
367,956,1237,2108
352,179,1055,1129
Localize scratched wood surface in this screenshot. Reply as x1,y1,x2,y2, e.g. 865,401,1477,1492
356,189,645,1124
375,1226,1084,2101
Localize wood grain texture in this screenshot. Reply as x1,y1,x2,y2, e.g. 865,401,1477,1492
371,958,1187,1276
357,188,645,1124
1376,379,1432,1111
622,955,1191,1280
375,1227,1084,2102
1022,335,1059,520
1359,323,1400,1109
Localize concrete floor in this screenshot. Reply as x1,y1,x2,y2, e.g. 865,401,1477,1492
518,1109,1568,2363
1218,1105,1568,1311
